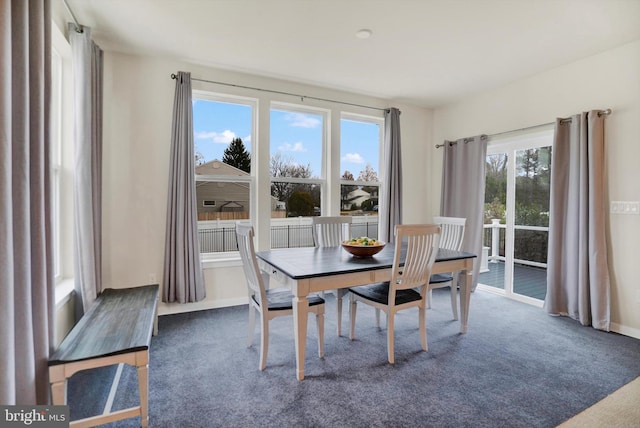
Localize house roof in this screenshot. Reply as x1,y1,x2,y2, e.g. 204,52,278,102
195,160,248,177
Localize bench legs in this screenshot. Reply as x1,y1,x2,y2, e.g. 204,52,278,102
49,350,150,428
137,362,149,428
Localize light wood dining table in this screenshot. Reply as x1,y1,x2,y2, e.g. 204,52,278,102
256,245,476,381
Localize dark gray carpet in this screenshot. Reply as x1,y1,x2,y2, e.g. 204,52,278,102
67,289,640,427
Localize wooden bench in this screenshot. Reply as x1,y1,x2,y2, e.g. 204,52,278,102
49,284,159,428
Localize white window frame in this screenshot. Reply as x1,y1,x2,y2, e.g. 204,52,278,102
339,113,384,218
481,127,554,307
192,90,257,265
269,102,328,213
52,23,75,306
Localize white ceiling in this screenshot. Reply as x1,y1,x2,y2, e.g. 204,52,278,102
62,0,640,108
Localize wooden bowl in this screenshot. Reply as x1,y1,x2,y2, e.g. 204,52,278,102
341,242,386,258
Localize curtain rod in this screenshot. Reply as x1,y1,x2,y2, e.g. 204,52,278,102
63,0,83,33
435,109,612,148
170,73,390,113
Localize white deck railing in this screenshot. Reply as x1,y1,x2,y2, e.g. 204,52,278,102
483,219,548,269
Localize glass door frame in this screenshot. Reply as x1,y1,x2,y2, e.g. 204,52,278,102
478,127,553,307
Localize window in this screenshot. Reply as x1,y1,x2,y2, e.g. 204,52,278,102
340,114,382,239
51,23,75,303
52,46,62,280
479,129,553,306
269,105,326,248
192,92,255,254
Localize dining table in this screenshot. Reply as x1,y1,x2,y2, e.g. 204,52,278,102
256,244,476,381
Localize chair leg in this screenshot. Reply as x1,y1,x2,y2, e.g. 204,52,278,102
387,311,395,364
349,294,357,340
427,289,433,309
336,288,346,336
419,305,428,352
316,306,325,358
375,308,381,329
451,276,459,321
247,304,256,348
259,313,269,371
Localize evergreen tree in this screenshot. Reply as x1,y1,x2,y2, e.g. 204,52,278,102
222,138,251,173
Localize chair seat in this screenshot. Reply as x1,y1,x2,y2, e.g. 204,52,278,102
349,282,422,306
429,273,453,284
253,288,325,311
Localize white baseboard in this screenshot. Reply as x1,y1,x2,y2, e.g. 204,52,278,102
157,294,640,341
610,322,640,340
158,296,248,316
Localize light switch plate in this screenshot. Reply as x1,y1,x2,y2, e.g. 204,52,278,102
611,201,640,215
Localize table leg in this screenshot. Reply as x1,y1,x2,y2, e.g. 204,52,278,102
293,295,309,381
459,267,472,333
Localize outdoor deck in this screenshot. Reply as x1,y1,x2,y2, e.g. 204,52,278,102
478,261,547,301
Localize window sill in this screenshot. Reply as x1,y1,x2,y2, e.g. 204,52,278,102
55,278,75,309
201,252,243,269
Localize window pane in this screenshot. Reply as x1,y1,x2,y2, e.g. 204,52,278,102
195,178,251,221
270,109,323,178
270,182,321,217
514,146,551,265
193,99,252,169
340,118,380,181
340,118,381,218
51,48,62,279
193,96,253,253
270,107,324,224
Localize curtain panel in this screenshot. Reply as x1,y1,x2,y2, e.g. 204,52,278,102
0,0,54,404
69,24,103,318
440,135,488,290
544,111,610,330
380,108,402,244
163,71,206,303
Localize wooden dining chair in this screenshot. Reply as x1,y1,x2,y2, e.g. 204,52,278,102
348,224,440,364
311,216,352,336
236,223,325,370
428,216,466,320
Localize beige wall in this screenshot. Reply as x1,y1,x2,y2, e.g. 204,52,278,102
53,7,638,337
430,40,640,337
97,52,432,315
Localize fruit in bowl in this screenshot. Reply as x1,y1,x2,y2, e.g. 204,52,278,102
341,237,386,258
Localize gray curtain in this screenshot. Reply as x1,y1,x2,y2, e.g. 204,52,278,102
70,24,103,319
0,0,54,404
380,108,402,243
163,71,206,303
440,135,488,290
544,111,610,330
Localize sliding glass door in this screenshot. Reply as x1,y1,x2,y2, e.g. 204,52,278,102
478,129,553,306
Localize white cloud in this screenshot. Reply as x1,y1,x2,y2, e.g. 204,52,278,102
285,112,321,128
194,129,237,144
342,153,365,164
278,141,306,152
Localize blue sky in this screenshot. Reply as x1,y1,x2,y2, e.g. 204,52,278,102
192,99,380,178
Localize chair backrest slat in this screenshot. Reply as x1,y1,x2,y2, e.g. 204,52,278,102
236,223,268,307
391,224,440,291
312,216,352,247
433,216,466,251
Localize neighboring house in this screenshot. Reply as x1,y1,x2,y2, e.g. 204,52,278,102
342,188,370,210
195,160,280,219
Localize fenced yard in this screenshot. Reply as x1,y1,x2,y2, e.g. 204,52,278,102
198,216,379,253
